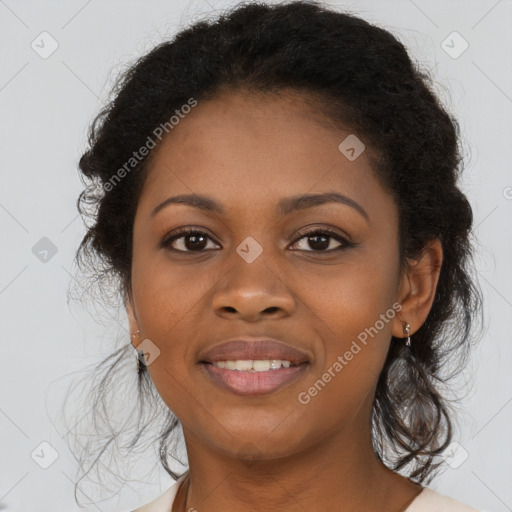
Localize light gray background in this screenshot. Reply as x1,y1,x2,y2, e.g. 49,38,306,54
1,0,511,511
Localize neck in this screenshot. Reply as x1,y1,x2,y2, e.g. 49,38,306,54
177,418,421,512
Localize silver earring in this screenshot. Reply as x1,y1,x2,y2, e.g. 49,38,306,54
402,322,411,347
131,330,146,371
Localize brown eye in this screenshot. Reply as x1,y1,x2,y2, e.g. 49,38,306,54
290,228,353,252
161,229,220,252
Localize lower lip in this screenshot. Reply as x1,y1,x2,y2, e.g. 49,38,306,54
201,363,309,396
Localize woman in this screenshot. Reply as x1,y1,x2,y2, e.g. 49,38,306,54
68,1,485,510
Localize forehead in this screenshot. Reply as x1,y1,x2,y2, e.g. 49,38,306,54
138,90,394,221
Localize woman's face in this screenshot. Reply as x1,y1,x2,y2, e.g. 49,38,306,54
127,90,419,461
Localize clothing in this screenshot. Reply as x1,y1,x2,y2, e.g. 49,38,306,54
130,471,483,511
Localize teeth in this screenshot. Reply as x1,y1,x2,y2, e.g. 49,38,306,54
253,360,270,371
235,360,253,371
211,359,294,371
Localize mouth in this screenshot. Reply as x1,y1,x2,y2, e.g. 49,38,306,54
198,337,312,396
207,359,304,370
200,360,310,396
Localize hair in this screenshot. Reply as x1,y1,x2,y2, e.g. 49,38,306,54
62,0,484,504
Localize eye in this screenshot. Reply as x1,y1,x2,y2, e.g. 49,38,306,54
161,227,354,254
289,228,353,252
160,228,220,252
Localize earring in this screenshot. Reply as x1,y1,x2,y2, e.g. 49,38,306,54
402,322,411,347
131,330,146,372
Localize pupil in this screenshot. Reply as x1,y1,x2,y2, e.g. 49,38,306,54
185,234,206,250
309,234,329,250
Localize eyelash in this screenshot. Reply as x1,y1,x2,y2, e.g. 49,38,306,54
160,226,355,253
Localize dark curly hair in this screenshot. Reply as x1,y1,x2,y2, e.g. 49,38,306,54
61,0,483,504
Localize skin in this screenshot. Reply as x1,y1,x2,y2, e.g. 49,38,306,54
126,89,443,512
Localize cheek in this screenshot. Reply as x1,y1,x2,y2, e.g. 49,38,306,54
131,245,212,333
299,250,399,340
297,252,399,397
130,249,214,395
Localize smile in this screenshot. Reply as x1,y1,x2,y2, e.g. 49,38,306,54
201,361,310,396
212,359,295,370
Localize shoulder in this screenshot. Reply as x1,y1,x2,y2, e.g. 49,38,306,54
128,472,188,512
406,487,484,512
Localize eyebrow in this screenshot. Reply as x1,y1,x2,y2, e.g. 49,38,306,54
151,192,369,221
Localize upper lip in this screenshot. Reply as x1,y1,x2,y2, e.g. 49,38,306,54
199,337,311,365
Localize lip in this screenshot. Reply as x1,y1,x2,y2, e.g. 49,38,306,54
199,337,311,365
201,362,309,396
198,337,311,397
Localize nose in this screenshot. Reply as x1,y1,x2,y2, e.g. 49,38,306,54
212,256,295,322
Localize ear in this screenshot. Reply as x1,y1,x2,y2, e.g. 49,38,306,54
125,288,140,349
392,238,443,339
